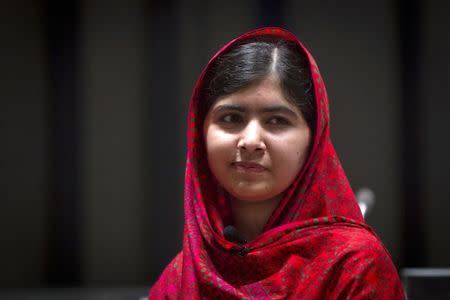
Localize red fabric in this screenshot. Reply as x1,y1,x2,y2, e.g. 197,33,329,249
149,27,405,299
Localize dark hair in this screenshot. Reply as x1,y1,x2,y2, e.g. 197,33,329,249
201,36,315,133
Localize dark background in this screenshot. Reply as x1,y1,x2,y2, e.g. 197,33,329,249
1,0,449,289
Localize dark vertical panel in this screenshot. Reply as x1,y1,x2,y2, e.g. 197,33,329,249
0,0,50,287
45,0,82,285
422,0,450,266
143,1,184,283
397,0,426,267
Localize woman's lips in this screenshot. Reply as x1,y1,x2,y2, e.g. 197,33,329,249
232,162,267,173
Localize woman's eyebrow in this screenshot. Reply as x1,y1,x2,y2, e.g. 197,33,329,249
213,104,246,113
259,105,298,117
213,104,298,117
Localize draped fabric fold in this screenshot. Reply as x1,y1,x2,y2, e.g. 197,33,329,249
149,27,404,299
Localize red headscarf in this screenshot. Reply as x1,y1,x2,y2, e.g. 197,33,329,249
149,27,405,299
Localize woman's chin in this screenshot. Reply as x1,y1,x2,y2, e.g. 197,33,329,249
228,185,280,203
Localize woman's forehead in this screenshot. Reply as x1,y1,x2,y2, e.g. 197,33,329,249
210,78,301,115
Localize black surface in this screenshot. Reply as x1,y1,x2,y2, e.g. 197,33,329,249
402,268,450,300
0,287,148,300
45,0,82,285
397,0,427,267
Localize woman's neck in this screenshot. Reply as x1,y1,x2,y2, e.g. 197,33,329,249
230,195,281,242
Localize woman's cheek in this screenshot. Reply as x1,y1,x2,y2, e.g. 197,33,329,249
272,134,310,172
206,131,235,166
208,131,233,152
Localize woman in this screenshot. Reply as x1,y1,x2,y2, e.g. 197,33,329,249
149,27,405,299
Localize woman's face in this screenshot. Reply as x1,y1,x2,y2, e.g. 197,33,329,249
203,77,311,203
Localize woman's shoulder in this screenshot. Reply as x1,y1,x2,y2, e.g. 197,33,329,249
148,251,183,299
158,250,184,280
323,224,405,299
325,223,391,257
169,251,184,267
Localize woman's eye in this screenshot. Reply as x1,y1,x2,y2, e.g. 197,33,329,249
267,116,290,126
220,114,243,123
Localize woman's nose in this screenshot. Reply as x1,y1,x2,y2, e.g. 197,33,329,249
237,121,266,152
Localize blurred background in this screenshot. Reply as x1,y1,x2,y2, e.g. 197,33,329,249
1,0,449,292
